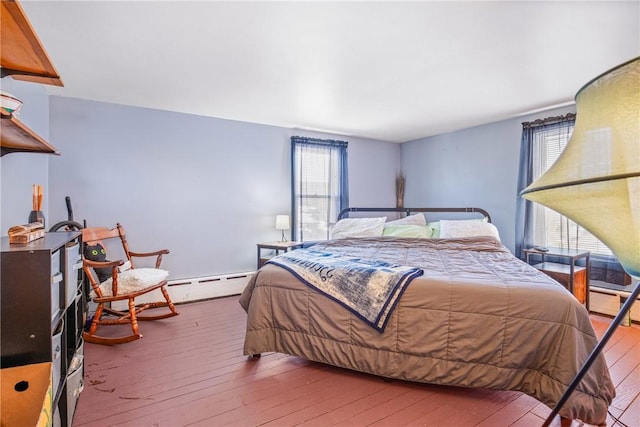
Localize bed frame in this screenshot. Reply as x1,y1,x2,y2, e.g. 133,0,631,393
338,207,492,222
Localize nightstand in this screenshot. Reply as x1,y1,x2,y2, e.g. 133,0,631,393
524,247,591,309
257,241,304,269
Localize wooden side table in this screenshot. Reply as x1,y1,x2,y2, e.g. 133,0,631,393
524,247,591,310
257,241,304,269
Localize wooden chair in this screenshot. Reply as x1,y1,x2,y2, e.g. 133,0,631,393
81,223,178,345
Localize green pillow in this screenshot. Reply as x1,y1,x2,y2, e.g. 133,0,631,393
382,224,433,238
429,221,440,238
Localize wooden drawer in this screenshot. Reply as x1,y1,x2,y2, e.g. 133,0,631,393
64,242,82,307
51,319,63,398
534,262,587,304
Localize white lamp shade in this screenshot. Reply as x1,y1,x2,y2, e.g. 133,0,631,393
521,57,640,279
275,215,290,230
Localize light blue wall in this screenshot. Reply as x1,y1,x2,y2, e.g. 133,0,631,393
3,80,577,276
400,105,576,254
46,97,399,279
0,79,50,233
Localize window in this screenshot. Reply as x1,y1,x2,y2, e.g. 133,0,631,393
291,136,348,241
517,115,613,257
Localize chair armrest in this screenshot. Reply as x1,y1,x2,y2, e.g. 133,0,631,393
128,249,169,269
83,259,125,269
128,249,170,258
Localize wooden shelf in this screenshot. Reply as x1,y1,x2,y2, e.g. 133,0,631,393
1,111,59,156
1,232,85,426
524,248,591,308
1,0,63,86
533,261,588,304
532,262,586,275
0,0,62,156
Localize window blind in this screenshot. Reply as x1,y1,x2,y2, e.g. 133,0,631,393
291,136,348,241
531,124,613,256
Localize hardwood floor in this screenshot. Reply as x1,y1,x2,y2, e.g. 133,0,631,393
73,296,640,427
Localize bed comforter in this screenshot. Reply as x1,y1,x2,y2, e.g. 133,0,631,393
239,236,615,425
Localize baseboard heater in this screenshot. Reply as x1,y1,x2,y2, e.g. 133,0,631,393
111,271,255,310
590,286,640,324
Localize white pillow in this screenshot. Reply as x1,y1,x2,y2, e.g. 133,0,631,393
96,268,169,297
385,213,426,226
331,217,386,239
439,219,501,241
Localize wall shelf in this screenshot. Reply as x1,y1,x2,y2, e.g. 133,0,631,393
1,111,59,156
0,0,63,156
1,0,63,86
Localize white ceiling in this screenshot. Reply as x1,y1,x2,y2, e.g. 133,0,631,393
20,1,640,143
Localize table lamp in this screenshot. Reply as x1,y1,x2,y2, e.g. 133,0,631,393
275,215,290,242
521,57,639,426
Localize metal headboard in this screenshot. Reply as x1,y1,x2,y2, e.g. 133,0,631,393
337,207,492,223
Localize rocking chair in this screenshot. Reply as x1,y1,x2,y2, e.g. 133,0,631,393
82,223,179,345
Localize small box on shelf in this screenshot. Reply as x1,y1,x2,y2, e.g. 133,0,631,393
1,362,53,427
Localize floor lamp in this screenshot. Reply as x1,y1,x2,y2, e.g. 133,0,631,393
521,57,639,426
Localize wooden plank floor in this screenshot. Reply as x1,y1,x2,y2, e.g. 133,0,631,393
73,296,640,427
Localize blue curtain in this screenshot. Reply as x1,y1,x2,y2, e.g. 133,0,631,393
515,125,535,260
291,136,348,241
515,114,575,260
515,114,628,285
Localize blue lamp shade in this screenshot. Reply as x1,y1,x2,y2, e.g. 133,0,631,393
521,57,640,279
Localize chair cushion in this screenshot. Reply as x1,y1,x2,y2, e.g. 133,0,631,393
95,268,169,297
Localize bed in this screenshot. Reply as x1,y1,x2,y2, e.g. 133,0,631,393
239,208,615,425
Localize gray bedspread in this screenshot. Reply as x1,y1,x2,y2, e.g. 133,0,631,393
240,236,615,425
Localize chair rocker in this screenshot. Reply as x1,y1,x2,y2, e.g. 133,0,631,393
82,223,178,345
